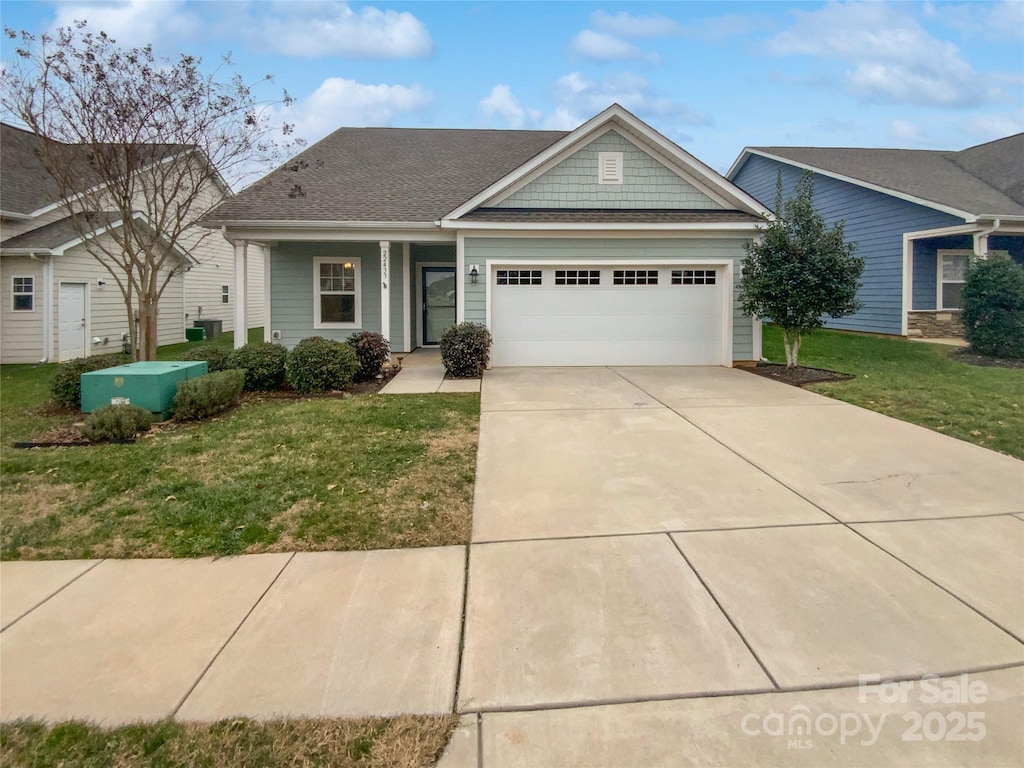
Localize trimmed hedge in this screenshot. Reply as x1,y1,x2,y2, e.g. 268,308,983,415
285,336,359,394
227,342,288,391
177,345,233,373
51,353,130,410
439,322,492,378
173,369,246,421
347,330,390,381
961,257,1024,360
81,404,153,443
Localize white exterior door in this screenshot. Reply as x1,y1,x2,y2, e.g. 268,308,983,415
490,265,726,367
58,283,87,361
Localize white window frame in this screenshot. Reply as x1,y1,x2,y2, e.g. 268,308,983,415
11,276,35,312
598,151,623,185
936,249,972,310
221,284,230,304
313,256,361,329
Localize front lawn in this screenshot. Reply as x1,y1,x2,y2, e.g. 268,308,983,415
1,356,479,560
0,715,457,768
762,325,1024,459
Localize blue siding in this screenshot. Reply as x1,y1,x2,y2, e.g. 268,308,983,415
731,155,965,335
912,235,973,310
270,241,381,348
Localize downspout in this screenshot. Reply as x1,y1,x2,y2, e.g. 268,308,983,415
28,252,52,363
973,219,1001,258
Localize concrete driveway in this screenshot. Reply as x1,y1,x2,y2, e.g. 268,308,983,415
454,366,1024,766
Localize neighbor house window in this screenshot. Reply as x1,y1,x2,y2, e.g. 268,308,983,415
314,257,360,328
12,277,34,311
221,285,229,304
939,251,970,310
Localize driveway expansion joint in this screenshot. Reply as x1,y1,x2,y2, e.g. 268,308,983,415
452,544,471,713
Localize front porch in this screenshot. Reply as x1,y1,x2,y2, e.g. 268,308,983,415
228,238,459,354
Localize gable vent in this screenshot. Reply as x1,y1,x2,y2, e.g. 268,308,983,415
598,151,623,184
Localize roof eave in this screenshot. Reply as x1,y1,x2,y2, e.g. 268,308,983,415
202,219,442,230
442,220,763,232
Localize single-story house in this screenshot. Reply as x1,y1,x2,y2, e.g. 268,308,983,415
204,104,771,367
0,122,265,363
728,135,1024,338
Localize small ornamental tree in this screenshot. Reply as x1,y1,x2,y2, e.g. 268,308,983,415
739,172,865,367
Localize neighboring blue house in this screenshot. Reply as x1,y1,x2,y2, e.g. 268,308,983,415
728,135,1024,338
204,105,772,367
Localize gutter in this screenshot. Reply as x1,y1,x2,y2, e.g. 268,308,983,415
28,252,52,363
974,219,1001,257
201,219,441,231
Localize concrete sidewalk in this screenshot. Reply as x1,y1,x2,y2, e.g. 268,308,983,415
2,365,1022,767
380,349,481,394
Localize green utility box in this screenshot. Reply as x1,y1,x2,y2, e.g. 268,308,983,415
185,327,206,342
81,361,208,419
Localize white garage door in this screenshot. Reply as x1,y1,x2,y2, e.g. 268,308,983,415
490,265,726,366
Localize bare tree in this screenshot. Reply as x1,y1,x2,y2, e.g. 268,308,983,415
1,22,299,360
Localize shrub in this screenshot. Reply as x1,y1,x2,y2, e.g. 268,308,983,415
51,353,130,409
173,369,246,421
439,322,492,378
177,345,233,373
285,336,359,394
227,342,288,391
961,257,1024,359
81,404,153,443
346,331,391,381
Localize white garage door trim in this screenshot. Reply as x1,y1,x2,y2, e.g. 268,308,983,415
485,258,733,367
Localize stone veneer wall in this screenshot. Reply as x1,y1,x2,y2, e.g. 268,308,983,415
907,310,964,338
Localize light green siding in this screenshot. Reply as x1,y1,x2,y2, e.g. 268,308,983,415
462,237,755,362
270,241,381,348
494,130,723,210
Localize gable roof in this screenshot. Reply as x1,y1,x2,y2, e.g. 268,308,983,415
1,122,216,219
206,128,567,224
1,210,194,263
728,135,1024,220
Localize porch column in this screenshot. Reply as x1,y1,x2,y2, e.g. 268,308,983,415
380,241,390,342
233,239,248,349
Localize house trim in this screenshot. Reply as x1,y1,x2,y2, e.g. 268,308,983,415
402,242,411,353
56,280,90,362
416,261,455,347
312,255,362,330
10,275,37,312
444,220,762,232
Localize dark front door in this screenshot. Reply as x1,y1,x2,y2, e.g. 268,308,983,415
422,266,456,345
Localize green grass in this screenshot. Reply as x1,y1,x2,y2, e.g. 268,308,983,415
1,335,479,560
0,715,458,768
763,325,1024,459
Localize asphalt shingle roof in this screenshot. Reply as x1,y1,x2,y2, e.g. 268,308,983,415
207,127,568,223
461,208,763,224
1,212,119,250
748,135,1024,217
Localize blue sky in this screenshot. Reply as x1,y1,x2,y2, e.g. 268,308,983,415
2,1,1022,174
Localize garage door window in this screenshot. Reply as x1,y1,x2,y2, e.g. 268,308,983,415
672,269,717,285
613,269,658,285
555,269,600,286
496,269,542,286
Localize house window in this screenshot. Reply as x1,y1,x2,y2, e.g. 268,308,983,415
939,251,970,310
613,269,658,285
598,152,623,184
496,269,542,286
12,277,34,311
555,269,600,286
221,285,229,304
672,269,717,285
314,257,361,328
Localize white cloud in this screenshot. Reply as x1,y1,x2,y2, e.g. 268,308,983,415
479,85,540,129
277,77,432,145
590,10,682,38
50,0,200,50
766,2,998,107
962,111,1024,141
252,2,433,59
569,30,653,62
924,0,1024,42
553,71,713,126
888,119,929,144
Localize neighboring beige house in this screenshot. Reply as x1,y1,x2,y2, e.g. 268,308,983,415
0,123,265,364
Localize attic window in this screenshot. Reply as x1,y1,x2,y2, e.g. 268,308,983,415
598,152,623,184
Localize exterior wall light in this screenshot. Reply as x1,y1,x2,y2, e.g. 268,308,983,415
469,265,480,284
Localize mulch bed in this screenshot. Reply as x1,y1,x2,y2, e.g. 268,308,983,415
949,349,1024,370
741,362,855,387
